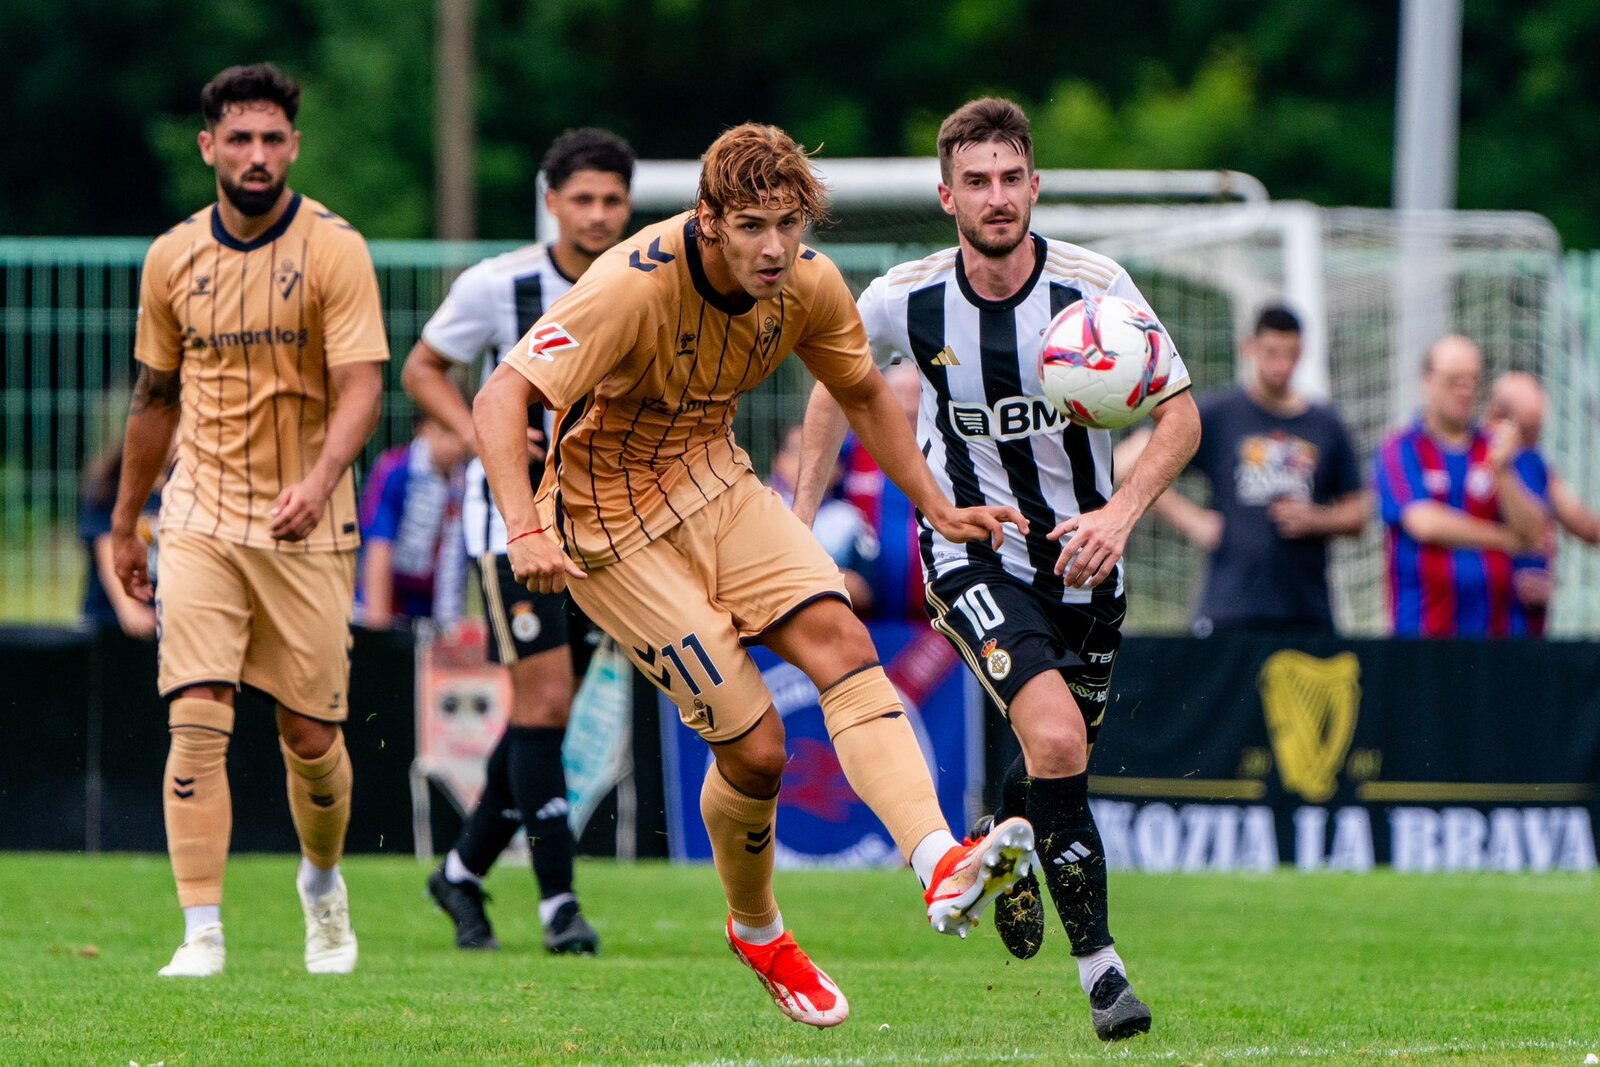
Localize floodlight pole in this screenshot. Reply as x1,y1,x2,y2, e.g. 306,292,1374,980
1392,0,1463,421
435,0,476,239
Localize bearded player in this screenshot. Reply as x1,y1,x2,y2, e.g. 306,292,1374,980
794,98,1201,1041
112,63,386,977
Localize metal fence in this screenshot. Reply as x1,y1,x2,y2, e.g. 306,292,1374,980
0,238,916,621
4,239,1599,626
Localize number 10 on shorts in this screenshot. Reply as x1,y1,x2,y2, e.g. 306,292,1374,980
953,583,1006,635
660,633,724,696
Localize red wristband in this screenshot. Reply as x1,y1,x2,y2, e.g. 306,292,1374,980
506,528,544,545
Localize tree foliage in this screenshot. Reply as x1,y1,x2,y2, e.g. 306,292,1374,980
3,0,1597,245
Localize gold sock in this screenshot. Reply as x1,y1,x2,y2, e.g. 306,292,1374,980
280,730,352,871
165,698,234,908
700,766,780,929
823,668,949,860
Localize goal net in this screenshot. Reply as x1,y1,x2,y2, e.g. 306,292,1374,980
1070,204,1596,635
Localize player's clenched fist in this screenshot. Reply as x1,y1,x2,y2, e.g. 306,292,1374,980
509,528,587,594
270,475,334,542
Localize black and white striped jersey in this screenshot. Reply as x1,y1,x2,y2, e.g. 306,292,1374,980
420,243,578,557
858,233,1191,604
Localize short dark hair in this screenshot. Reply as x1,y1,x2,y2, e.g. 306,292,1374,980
201,63,300,128
542,128,636,191
1254,305,1302,336
937,97,1034,184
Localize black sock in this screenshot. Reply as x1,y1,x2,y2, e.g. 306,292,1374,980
1026,772,1113,955
997,752,1029,821
452,731,520,877
508,725,575,902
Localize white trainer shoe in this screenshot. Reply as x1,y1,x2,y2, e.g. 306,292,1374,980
300,875,358,974
158,921,226,977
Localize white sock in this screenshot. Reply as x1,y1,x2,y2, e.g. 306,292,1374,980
731,912,785,946
183,905,221,942
444,849,481,886
1077,945,1126,996
910,829,960,888
538,891,575,927
298,857,340,900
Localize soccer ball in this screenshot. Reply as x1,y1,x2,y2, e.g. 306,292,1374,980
1038,294,1174,429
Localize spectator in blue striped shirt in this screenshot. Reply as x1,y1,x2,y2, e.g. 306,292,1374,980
357,417,469,629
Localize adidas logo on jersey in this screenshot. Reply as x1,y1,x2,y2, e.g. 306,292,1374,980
929,345,960,367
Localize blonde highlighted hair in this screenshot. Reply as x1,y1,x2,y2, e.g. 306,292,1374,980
696,123,831,241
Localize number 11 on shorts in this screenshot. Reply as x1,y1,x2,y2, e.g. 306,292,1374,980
661,633,724,696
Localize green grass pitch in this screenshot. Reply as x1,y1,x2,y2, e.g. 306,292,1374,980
3,854,1597,1064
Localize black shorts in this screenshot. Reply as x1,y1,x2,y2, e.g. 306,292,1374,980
474,553,601,674
925,565,1125,744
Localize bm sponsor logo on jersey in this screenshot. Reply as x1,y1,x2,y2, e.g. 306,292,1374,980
948,396,1070,441
183,324,310,351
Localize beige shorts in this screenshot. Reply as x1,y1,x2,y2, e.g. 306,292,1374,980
570,473,848,743
155,528,357,721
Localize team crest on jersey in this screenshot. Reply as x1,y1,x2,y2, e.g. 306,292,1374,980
757,316,781,358
527,322,580,362
689,698,716,731
980,638,1012,681
1466,463,1497,501
276,259,302,300
510,602,542,643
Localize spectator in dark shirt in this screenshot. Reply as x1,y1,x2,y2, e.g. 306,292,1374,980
1123,306,1368,634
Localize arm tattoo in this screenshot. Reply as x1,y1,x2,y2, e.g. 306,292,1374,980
130,365,181,415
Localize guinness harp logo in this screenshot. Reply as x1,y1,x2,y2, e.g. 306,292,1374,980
1258,650,1361,803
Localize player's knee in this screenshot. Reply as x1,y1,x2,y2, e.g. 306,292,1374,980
819,665,901,741
799,601,864,647
1018,717,1088,777
769,597,876,681
168,696,233,762
717,741,787,798
508,678,575,728
277,709,338,761
175,683,235,707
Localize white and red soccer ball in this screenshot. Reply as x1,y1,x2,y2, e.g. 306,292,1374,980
1038,294,1174,429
